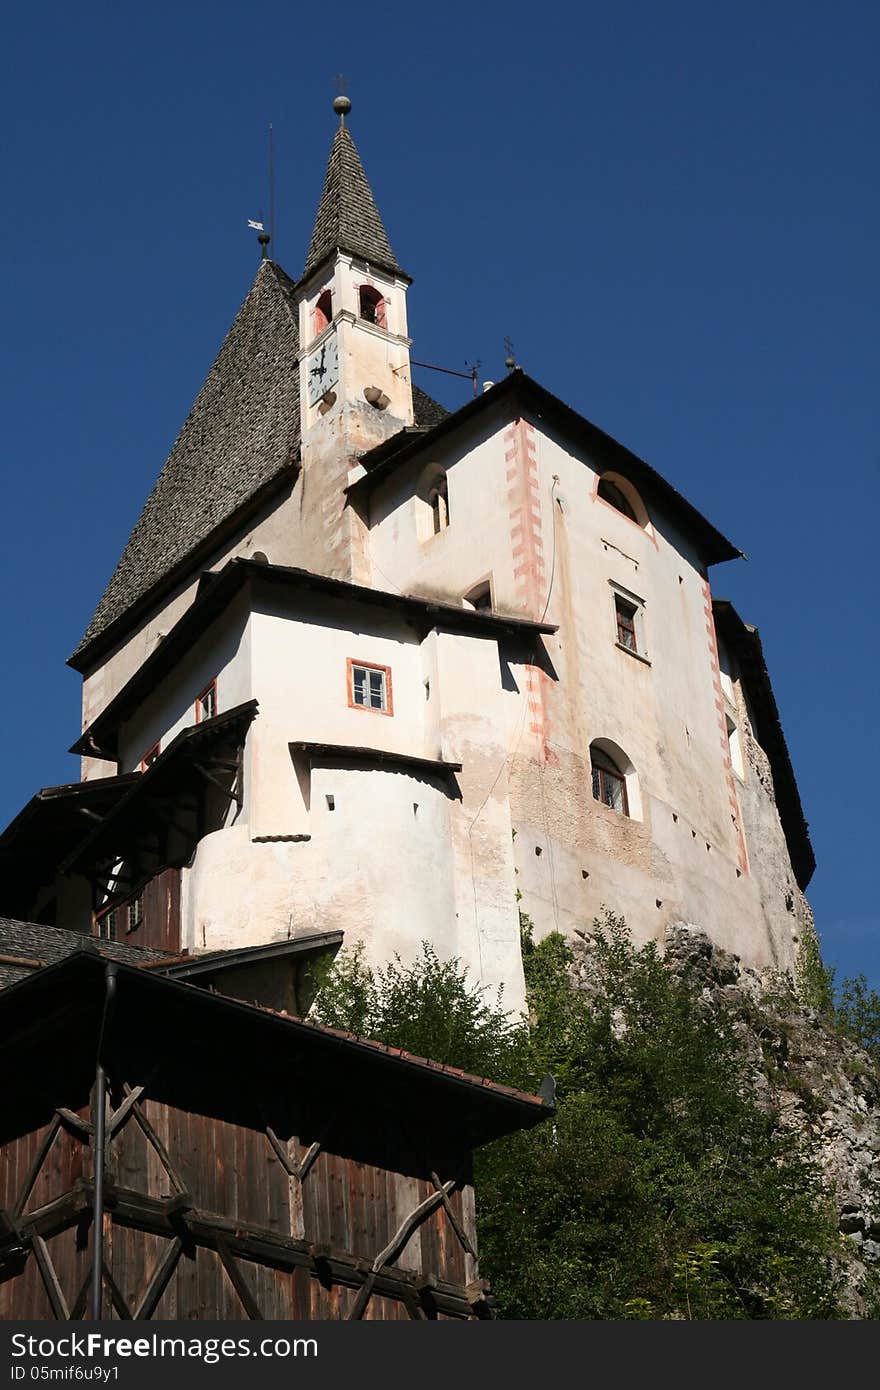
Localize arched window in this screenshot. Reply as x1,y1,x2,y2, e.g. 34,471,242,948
596,471,650,529
463,579,492,611
416,464,451,541
358,284,386,328
314,289,333,335
597,476,637,521
428,476,449,534
590,743,629,816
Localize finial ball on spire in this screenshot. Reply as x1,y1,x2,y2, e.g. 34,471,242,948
333,94,352,119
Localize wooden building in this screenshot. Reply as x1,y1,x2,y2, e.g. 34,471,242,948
0,947,550,1320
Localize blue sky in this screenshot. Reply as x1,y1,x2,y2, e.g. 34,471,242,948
1,1,877,986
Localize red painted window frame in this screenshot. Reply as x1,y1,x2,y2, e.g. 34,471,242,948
346,658,394,717
195,679,218,723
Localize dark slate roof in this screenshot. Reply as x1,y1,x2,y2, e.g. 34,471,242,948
70,252,445,673
0,918,169,990
302,123,407,282
712,601,815,891
0,953,552,1146
70,260,302,670
411,383,449,431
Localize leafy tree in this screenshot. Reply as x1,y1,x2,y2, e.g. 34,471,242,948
311,941,528,1082
312,920,847,1319
833,974,880,1064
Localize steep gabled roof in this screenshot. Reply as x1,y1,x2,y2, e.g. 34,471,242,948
347,371,743,568
70,260,303,670
302,122,408,283
0,952,552,1147
69,257,445,674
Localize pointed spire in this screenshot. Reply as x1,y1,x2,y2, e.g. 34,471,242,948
302,97,408,283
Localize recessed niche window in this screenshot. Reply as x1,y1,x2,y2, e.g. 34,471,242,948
727,716,745,780
464,580,492,612
611,585,647,658
596,472,648,528
591,745,629,815
314,289,333,335
348,659,393,715
429,476,449,534
416,465,451,541
195,680,217,723
358,285,386,328
589,739,641,819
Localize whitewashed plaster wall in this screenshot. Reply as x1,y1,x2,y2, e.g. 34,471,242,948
109,585,526,1007
364,407,802,972
116,591,253,775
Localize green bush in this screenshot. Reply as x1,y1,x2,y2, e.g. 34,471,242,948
312,920,846,1319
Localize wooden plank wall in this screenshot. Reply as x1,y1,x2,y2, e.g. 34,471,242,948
125,869,180,953
0,1088,479,1320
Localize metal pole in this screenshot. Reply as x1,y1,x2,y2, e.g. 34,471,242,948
90,963,117,1321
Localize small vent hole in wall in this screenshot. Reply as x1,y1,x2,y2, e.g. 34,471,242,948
326,794,335,811
535,846,543,857
672,812,678,823
581,869,589,879
656,899,663,909
691,829,697,839
736,868,742,878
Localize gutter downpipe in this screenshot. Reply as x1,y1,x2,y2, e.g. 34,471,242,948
90,962,118,1322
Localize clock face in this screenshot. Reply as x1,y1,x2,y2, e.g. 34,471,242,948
307,332,340,406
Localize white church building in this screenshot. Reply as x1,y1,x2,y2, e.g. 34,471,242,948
0,98,815,1013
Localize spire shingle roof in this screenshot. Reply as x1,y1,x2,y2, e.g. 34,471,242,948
70,260,302,668
303,124,407,282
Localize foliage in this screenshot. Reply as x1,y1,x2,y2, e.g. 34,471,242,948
832,974,880,1066
311,942,528,1082
795,920,836,1014
795,924,880,1066
313,919,847,1319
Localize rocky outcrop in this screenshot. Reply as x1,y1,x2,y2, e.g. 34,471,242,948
568,921,880,1308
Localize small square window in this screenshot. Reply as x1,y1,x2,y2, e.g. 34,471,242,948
348,660,392,715
196,681,217,723
96,908,117,941
127,893,144,933
610,585,647,660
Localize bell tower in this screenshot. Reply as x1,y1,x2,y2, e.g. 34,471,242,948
297,96,414,463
